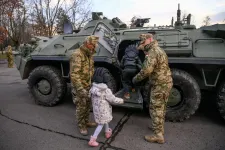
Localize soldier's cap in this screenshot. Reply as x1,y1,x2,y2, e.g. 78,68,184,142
139,33,154,44
84,35,99,44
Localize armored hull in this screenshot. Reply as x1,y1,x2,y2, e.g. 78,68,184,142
13,4,225,122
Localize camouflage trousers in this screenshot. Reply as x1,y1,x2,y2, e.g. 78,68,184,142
149,82,173,135
7,58,14,68
71,87,91,129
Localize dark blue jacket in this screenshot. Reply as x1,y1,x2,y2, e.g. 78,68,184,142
120,45,142,70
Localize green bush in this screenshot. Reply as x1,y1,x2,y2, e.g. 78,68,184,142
0,53,7,60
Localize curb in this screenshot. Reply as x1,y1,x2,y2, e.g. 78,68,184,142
0,59,7,64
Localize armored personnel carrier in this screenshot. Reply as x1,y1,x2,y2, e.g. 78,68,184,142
13,4,225,122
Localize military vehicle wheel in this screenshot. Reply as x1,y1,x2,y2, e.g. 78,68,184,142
27,65,67,106
93,67,117,93
216,81,225,120
142,69,201,122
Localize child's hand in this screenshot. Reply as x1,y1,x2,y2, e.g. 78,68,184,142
118,98,124,104
96,92,101,96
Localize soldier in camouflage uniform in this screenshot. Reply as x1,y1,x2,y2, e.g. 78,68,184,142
6,45,14,68
70,35,99,136
132,33,173,144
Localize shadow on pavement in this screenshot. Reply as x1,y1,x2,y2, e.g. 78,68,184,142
197,90,225,125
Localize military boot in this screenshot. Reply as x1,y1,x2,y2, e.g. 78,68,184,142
79,128,88,136
148,126,164,135
144,134,165,144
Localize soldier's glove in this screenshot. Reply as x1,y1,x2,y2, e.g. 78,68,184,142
78,89,89,99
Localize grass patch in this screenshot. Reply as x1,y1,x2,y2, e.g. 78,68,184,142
0,53,7,59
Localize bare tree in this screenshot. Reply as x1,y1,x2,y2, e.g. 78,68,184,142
0,26,8,54
56,8,71,33
202,16,211,26
65,0,92,29
1,0,28,48
0,0,16,26
28,0,91,36
0,0,92,48
27,0,67,37
0,0,25,50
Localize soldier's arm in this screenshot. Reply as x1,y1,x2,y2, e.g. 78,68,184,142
90,58,95,80
92,64,94,76
133,51,157,82
136,56,142,70
120,56,125,69
70,53,85,92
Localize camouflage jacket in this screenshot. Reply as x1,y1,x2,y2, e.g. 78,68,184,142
70,45,94,93
6,46,13,59
133,41,172,85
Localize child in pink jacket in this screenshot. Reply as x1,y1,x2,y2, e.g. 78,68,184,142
88,76,124,147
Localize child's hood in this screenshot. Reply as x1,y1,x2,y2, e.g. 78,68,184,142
92,82,108,91
125,45,139,58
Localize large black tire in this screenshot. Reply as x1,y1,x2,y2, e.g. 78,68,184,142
93,67,117,93
216,81,225,121
27,65,67,106
142,68,201,122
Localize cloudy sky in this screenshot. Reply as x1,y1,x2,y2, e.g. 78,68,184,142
90,0,225,28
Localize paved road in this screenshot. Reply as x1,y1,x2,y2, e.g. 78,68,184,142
0,64,225,150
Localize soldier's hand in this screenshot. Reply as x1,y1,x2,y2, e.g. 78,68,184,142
79,89,89,98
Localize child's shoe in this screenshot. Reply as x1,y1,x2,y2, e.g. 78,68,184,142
88,136,99,147
124,92,130,99
105,128,112,139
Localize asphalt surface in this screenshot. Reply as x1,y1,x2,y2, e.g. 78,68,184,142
0,63,225,150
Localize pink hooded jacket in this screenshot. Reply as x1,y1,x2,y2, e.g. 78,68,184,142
89,82,124,124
